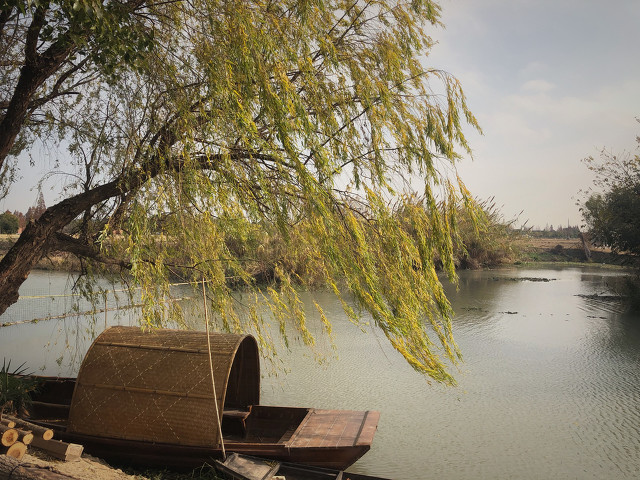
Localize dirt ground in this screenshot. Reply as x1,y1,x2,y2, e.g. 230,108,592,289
517,236,637,265
20,450,139,480
526,237,583,250
523,237,614,252
17,447,221,479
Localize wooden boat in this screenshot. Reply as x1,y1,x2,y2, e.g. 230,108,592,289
20,326,379,470
215,452,392,480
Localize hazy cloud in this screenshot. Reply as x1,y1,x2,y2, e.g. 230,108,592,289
429,0,640,227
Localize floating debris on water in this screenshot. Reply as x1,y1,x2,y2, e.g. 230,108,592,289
491,277,556,282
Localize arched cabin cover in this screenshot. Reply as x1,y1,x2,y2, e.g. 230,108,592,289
67,326,260,447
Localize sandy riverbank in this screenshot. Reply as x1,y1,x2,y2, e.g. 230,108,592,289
17,449,222,480
18,450,138,480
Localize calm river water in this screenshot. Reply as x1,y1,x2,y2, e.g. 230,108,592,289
1,266,639,479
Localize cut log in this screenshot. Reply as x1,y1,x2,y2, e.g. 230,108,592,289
17,430,34,446
0,417,16,429
2,416,53,440
29,437,83,462
0,426,18,447
0,454,81,480
1,441,26,460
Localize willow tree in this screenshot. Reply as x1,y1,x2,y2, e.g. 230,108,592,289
0,0,479,384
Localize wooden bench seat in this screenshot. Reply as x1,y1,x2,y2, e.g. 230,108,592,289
222,407,252,437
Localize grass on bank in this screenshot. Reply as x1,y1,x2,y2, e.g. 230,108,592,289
126,466,223,480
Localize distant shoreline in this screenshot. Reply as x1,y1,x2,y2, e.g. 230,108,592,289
518,237,637,267
1,234,637,275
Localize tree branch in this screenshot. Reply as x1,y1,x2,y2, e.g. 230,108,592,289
50,232,132,269
0,6,14,39
24,3,48,65
0,145,283,316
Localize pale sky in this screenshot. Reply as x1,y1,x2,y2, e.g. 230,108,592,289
2,0,639,230
429,0,640,229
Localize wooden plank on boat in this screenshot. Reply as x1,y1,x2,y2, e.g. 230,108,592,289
216,453,394,480
215,452,280,480
30,400,71,419
276,461,340,479
288,410,374,449
224,409,252,421
30,436,83,462
354,411,380,447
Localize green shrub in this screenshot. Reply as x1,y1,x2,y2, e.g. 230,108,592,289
0,359,39,415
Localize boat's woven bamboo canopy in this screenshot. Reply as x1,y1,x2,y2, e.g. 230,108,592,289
67,326,260,447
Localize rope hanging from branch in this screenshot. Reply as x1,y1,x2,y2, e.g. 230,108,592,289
202,278,226,460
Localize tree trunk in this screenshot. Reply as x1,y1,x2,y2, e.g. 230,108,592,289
0,455,80,480
0,0,149,172
0,221,51,316
0,151,228,316
0,44,75,171
0,178,126,316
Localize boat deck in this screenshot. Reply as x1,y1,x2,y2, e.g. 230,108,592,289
287,409,380,449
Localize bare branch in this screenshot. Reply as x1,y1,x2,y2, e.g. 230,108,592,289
50,232,132,269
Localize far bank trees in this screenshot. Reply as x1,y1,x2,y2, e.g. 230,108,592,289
0,211,18,234
581,126,640,255
0,0,480,383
